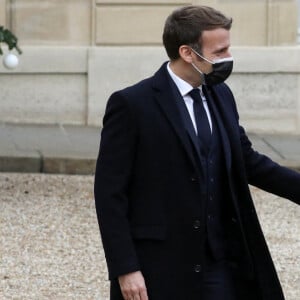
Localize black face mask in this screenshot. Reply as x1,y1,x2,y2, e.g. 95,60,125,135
191,48,233,86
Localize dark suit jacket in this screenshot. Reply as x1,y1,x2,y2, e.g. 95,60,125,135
94,62,300,300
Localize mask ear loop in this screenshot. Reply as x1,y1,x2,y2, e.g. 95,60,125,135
191,62,206,85
190,48,209,84
190,48,214,64
191,47,234,64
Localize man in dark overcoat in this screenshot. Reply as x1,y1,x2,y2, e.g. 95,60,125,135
94,5,300,300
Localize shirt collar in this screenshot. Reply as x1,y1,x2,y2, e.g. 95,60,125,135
167,62,202,97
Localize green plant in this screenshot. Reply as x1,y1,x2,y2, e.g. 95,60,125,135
0,26,22,55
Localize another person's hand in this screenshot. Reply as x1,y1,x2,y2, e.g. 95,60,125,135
118,271,149,300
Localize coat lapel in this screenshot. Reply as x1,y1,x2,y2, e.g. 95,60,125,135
169,78,202,160
203,86,232,172
208,84,242,161
152,63,200,172
204,85,246,217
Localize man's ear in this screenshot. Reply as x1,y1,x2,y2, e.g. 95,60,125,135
178,45,193,63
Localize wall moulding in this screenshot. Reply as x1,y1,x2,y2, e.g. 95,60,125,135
231,47,300,73
8,0,92,46
95,5,184,45
95,0,189,4
0,0,7,26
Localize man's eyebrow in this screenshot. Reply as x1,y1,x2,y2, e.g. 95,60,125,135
213,46,230,53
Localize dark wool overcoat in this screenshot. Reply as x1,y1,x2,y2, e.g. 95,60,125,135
94,63,300,300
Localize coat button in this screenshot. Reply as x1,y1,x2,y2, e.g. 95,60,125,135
193,220,201,229
194,264,202,273
231,217,237,223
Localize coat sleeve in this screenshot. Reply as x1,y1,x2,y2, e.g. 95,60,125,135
94,91,140,279
239,126,300,206
227,95,300,206
218,83,300,205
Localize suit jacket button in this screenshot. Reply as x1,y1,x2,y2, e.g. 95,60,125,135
194,264,202,273
193,220,201,229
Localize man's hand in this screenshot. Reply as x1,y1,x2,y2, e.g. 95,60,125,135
118,271,149,300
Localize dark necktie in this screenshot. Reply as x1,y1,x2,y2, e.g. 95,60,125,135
189,88,212,154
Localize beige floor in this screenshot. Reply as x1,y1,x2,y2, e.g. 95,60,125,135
1,173,299,300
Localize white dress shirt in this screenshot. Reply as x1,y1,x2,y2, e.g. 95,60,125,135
167,62,212,134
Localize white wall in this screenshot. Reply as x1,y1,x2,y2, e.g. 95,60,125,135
1,46,300,135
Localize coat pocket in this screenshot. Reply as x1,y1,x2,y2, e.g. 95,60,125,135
130,225,167,240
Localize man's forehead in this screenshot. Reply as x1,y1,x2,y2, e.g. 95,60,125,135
201,28,231,49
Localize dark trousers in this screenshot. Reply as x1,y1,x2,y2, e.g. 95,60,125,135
203,259,237,300
202,256,260,300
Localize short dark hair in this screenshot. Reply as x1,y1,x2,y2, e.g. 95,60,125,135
162,5,232,60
